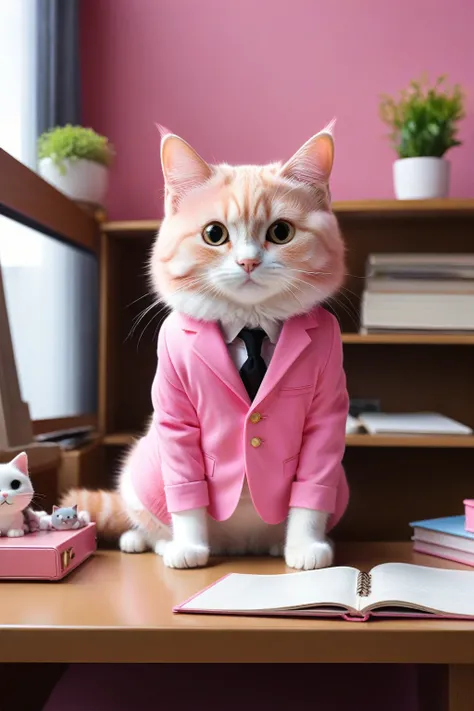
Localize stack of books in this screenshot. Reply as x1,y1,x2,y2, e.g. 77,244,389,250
411,516,474,567
361,254,474,333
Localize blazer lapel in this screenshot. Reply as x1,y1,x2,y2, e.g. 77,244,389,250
253,311,319,408
188,319,250,407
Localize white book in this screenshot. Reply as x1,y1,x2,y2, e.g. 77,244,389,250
361,292,474,331
358,412,473,436
174,563,474,621
366,278,474,295
368,253,474,267
367,254,474,280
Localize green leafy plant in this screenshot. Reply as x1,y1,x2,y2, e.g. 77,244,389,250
38,125,114,174
379,75,465,159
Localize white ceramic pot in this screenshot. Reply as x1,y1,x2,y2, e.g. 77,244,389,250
393,157,450,200
39,158,109,205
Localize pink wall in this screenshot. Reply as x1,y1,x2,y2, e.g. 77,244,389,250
81,0,474,221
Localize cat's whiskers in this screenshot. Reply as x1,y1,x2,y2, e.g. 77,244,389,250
128,300,160,340
281,283,305,310
127,292,154,308
289,268,333,277
326,295,359,330
336,288,360,316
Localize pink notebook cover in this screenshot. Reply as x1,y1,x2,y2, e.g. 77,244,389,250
0,523,97,580
173,572,474,623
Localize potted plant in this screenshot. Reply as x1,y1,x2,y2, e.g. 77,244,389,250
38,125,114,206
379,75,465,199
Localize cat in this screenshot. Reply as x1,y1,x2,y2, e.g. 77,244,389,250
63,123,347,570
40,504,90,531
0,452,42,537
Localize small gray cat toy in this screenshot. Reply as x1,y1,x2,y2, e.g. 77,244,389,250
40,504,90,531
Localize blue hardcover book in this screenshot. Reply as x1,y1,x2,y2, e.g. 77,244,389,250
410,515,474,540
411,515,474,566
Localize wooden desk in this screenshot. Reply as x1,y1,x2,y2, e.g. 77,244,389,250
1,543,474,710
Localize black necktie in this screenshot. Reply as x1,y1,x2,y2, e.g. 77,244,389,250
238,328,267,401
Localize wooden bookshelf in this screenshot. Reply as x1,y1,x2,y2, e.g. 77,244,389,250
97,200,474,542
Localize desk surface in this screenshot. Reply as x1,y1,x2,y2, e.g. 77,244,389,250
2,542,474,663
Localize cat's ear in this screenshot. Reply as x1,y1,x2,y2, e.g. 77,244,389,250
72,504,78,512
53,505,58,512
280,121,335,187
10,451,28,476
160,131,212,213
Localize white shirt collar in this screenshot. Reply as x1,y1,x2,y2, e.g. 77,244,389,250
220,319,282,345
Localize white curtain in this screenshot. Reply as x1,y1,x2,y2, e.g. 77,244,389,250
0,0,97,420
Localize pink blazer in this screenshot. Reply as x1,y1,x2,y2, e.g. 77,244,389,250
132,307,349,529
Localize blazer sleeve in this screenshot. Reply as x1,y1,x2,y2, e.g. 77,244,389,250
289,315,348,514
153,324,209,513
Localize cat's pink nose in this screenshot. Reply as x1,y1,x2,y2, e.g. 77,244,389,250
2,492,8,498
237,258,261,274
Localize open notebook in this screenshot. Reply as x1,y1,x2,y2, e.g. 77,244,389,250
174,563,474,622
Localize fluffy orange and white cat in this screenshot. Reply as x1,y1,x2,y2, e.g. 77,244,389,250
64,124,347,570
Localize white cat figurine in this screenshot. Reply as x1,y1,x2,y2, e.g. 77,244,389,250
0,452,40,537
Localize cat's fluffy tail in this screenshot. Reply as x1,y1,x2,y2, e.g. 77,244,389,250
60,489,130,539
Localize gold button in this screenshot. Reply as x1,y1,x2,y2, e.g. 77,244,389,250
251,437,262,448
250,412,262,424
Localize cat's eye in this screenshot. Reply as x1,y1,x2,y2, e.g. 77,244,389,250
202,222,229,246
266,220,295,245
10,480,21,490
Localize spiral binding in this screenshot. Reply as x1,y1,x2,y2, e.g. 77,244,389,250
356,571,371,597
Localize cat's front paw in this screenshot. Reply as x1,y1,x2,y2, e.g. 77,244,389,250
7,529,25,538
39,516,52,530
285,540,333,570
161,541,210,569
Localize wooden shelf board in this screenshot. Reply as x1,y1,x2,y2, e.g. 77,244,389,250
342,333,474,345
101,200,474,236
101,220,161,234
103,432,137,446
105,431,474,449
346,434,474,448
334,198,474,215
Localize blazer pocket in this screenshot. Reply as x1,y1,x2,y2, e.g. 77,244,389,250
283,454,299,480
279,384,314,397
203,453,216,479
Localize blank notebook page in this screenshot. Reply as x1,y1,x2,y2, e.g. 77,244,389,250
367,563,474,616
179,567,359,612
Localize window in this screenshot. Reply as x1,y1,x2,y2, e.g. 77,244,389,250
0,0,98,422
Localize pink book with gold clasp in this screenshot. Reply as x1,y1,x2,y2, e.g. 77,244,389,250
0,523,96,580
